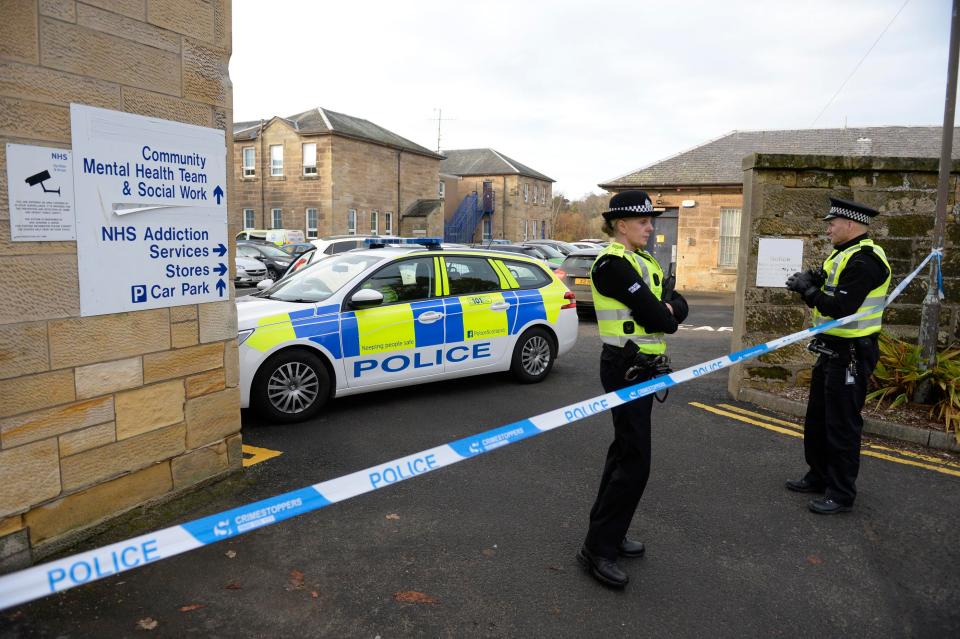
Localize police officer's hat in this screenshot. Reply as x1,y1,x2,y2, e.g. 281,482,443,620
823,197,879,225
602,190,664,221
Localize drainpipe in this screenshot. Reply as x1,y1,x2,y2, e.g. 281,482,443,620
397,149,402,234
258,119,265,228
502,176,508,240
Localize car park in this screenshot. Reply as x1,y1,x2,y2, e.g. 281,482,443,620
237,241,294,280
236,240,578,423
235,255,268,286
557,248,600,309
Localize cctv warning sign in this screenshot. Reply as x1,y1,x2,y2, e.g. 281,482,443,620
5,143,75,241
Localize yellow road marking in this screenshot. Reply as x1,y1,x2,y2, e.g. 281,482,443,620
719,403,960,469
242,444,282,468
690,402,960,479
690,402,802,438
717,403,803,430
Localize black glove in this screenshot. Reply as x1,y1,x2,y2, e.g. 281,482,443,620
785,270,820,301
808,267,827,288
666,290,688,323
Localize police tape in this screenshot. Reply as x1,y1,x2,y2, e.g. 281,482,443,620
0,249,941,611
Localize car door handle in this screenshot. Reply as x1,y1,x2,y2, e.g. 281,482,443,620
418,311,444,324
489,302,510,311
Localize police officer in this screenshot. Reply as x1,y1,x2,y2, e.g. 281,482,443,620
785,197,890,514
577,190,688,587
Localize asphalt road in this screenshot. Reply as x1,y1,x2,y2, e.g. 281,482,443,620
2,294,959,638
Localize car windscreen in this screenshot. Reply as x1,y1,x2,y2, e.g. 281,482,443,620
261,253,384,302
561,255,598,270
528,244,563,259
254,244,291,258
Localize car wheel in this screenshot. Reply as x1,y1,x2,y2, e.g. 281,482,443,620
253,349,330,423
510,327,556,383
267,266,280,281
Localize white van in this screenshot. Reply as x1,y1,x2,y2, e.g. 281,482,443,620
265,229,305,245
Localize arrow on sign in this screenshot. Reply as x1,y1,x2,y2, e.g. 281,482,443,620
216,279,226,297
214,262,227,276
212,243,227,257
213,185,224,204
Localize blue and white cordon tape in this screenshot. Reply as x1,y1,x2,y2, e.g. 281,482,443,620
0,250,942,611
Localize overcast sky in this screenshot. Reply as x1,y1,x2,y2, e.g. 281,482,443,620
231,0,955,199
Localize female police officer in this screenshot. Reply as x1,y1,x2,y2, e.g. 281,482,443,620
577,190,688,588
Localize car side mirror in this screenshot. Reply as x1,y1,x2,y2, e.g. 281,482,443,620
256,279,273,291
349,288,384,309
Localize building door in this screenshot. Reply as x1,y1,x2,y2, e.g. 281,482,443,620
648,207,678,272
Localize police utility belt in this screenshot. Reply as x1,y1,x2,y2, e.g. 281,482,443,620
807,335,876,385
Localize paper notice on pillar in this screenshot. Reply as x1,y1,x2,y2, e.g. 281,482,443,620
70,104,228,317
756,237,804,287
6,143,75,241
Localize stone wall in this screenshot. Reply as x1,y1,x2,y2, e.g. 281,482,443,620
728,153,960,398
451,174,553,242
0,0,239,571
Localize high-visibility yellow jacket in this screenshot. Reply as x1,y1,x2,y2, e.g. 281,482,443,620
591,243,666,354
812,238,890,338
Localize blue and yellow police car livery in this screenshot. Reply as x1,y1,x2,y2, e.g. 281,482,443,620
236,239,579,422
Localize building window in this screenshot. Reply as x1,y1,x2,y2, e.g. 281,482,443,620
718,207,742,267
438,180,445,199
347,209,357,235
384,211,393,235
541,186,547,205
270,144,283,176
521,219,528,241
306,208,318,238
302,143,317,176
523,183,529,203
482,217,492,241
243,209,255,229
370,210,379,235
271,208,282,229
242,148,255,177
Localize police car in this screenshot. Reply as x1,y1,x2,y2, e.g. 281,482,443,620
237,239,579,422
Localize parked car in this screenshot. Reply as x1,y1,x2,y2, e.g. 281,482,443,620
569,241,603,250
280,242,316,258
521,242,565,265
310,235,403,256
526,239,580,256
236,241,294,280
235,255,268,286
557,248,600,309
265,229,305,245
237,244,578,422
469,244,559,270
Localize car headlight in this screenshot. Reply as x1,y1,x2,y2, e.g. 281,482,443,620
238,328,255,345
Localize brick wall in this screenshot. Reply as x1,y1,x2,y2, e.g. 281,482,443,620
728,153,960,399
0,0,239,570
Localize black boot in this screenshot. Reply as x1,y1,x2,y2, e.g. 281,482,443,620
577,546,628,588
618,538,645,558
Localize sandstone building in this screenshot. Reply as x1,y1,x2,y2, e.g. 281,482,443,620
440,149,555,243
232,108,444,239
0,0,239,571
599,127,960,292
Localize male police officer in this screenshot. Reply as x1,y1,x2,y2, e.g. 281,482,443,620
785,197,890,514
577,190,688,587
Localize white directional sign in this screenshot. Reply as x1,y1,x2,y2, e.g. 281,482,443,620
71,104,228,316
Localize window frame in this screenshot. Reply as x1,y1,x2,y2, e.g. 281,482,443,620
306,208,318,239
302,142,317,176
523,183,529,203
243,209,255,229
438,180,445,199
270,144,284,177
384,211,393,235
718,207,742,268
242,147,256,177
271,208,282,229
370,209,379,235
347,209,357,235
442,255,502,296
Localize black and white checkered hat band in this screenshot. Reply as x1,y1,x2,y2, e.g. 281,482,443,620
829,206,871,224
608,202,654,213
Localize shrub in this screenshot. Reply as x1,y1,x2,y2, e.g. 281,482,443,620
868,332,960,440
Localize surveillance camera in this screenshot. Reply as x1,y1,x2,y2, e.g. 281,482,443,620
25,170,52,187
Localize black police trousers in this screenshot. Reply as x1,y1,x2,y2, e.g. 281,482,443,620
802,335,880,506
585,344,654,560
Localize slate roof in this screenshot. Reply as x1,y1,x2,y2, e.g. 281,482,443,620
232,108,442,159
600,127,960,188
441,149,554,182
